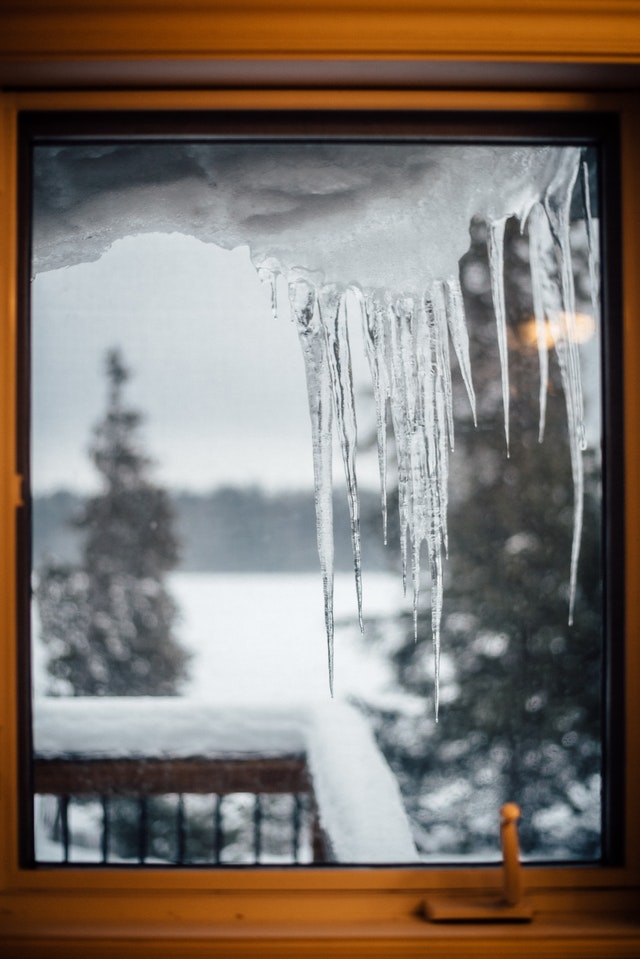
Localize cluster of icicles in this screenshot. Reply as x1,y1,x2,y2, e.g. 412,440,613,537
259,148,598,718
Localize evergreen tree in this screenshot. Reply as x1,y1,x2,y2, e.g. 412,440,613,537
37,349,190,696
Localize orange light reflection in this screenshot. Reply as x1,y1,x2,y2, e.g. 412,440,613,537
517,312,596,349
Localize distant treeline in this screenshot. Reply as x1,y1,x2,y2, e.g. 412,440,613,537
32,486,392,573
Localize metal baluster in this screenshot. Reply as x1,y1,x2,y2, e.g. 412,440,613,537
292,793,303,864
253,794,263,864
176,794,186,864
138,797,148,864
59,794,70,863
311,796,325,863
101,796,110,863
213,794,223,864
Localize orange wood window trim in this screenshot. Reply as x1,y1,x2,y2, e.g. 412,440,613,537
1,1,640,63
0,76,639,957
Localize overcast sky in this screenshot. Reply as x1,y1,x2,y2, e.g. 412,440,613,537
31,231,378,494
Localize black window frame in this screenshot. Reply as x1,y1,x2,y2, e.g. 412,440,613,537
17,107,626,871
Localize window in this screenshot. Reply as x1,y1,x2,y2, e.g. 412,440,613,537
23,112,619,871
1,77,640,959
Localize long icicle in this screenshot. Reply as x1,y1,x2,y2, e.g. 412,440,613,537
582,158,601,327
543,148,585,624
527,203,551,443
359,289,390,544
419,287,452,720
384,293,412,596
289,277,336,693
431,281,455,454
488,216,511,456
319,284,364,633
444,276,477,428
406,297,428,647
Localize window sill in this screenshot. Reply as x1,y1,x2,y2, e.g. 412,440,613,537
2,887,640,958
2,917,640,959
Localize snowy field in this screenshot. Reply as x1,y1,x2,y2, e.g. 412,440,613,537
170,570,412,708
33,570,417,711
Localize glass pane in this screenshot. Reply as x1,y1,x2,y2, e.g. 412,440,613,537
29,134,603,865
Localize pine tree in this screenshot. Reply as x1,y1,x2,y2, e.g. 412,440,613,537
37,349,190,696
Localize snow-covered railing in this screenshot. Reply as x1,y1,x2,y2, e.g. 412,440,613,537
33,698,419,864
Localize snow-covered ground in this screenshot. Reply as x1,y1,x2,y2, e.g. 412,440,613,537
170,570,416,708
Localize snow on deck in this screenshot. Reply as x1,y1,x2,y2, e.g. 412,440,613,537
33,696,419,863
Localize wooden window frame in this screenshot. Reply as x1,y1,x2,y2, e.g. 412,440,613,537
0,18,639,955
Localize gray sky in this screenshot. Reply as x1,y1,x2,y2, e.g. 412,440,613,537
31,231,378,494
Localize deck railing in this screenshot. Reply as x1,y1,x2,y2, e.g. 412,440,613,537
34,754,326,864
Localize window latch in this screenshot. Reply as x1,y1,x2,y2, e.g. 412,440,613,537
422,803,534,922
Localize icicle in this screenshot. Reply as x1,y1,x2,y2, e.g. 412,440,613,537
488,216,510,455
526,157,586,626
582,158,601,325
431,281,455,452
547,314,585,626
419,287,451,721
383,292,412,595
359,289,390,544
428,288,451,564
289,277,336,693
257,264,281,321
443,276,477,427
406,298,429,643
527,203,551,442
377,288,451,720
543,147,585,624
544,149,585,451
318,284,364,633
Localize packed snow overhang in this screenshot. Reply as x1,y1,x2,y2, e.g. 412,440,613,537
33,142,567,286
